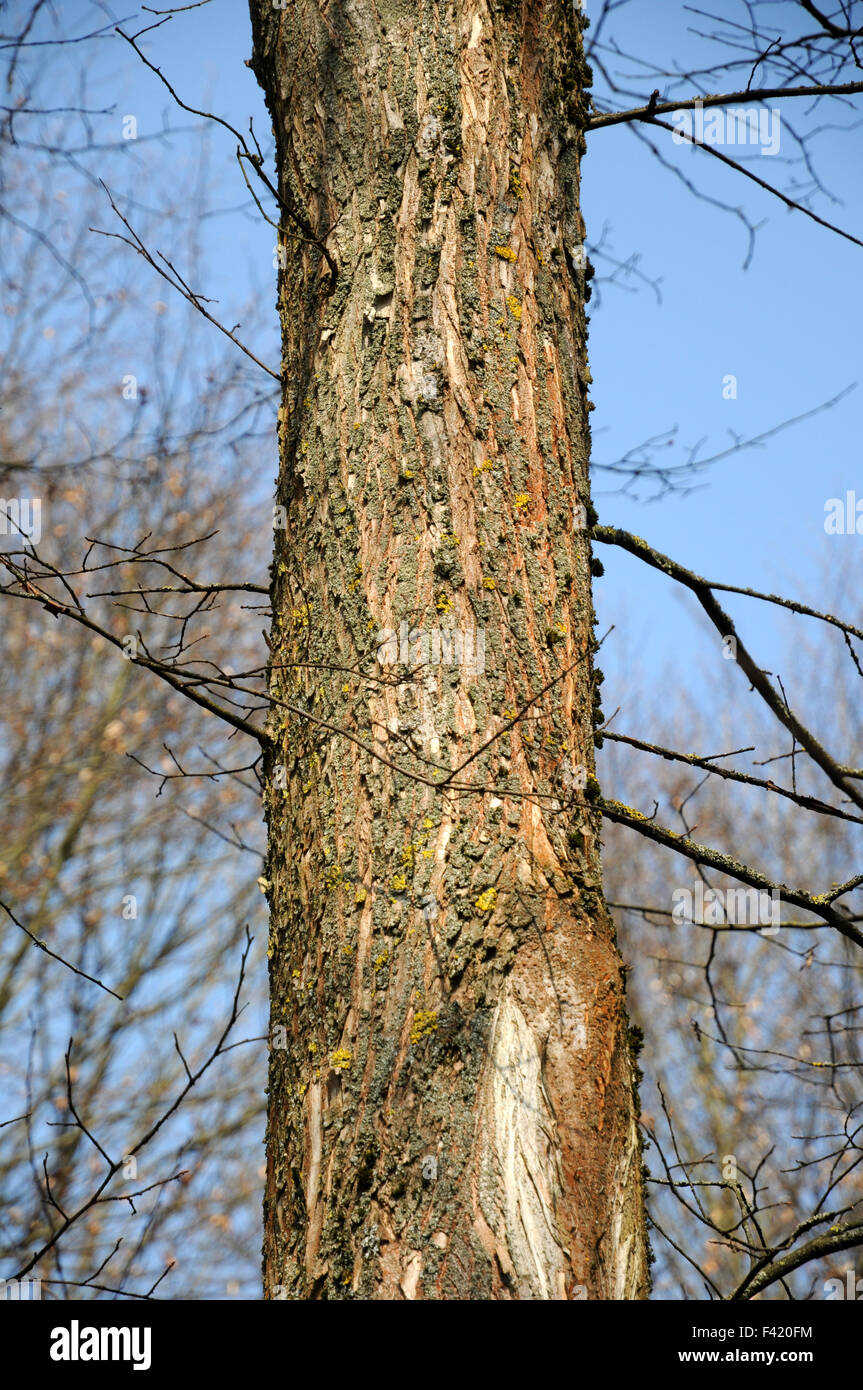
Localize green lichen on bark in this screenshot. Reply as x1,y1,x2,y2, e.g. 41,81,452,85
250,0,649,1301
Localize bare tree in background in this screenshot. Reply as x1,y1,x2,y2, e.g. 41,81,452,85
603,553,863,1299
0,28,274,1299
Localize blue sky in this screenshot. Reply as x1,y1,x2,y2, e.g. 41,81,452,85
9,0,863,1303
39,0,863,749
581,3,863,710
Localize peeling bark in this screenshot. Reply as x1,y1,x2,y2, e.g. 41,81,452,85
249,0,649,1300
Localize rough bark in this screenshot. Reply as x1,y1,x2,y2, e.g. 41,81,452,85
249,0,649,1300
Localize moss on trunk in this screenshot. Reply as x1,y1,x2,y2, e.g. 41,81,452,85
250,0,649,1300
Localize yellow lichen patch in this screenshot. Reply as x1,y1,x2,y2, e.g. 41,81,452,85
435,593,453,614
513,493,531,512
410,1010,438,1046
331,1048,352,1070
475,887,497,913
373,950,389,971
506,294,522,321
494,245,517,262
391,873,407,893
482,577,496,591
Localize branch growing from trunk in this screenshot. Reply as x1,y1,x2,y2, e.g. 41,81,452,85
596,794,863,949
588,80,863,130
593,525,863,810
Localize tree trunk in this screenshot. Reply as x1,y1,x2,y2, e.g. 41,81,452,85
250,0,649,1300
